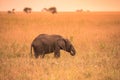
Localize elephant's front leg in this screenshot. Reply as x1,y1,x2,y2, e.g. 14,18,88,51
54,50,60,58
54,42,61,58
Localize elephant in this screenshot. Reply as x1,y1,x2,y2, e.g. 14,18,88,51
31,34,76,58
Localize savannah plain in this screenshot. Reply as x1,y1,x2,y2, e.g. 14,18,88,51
0,12,120,80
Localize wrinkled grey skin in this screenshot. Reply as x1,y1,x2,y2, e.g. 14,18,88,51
31,34,76,58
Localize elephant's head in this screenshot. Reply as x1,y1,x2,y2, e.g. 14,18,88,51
57,39,76,56
64,39,76,56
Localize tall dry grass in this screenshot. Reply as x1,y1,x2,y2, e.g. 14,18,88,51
0,12,120,80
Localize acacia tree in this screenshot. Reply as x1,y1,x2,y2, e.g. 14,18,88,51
12,9,15,13
42,7,57,14
8,8,15,14
48,7,57,14
23,7,32,13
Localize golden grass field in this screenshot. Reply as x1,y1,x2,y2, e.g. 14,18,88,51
0,12,120,80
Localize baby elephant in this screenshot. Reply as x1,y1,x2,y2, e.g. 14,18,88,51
31,34,76,58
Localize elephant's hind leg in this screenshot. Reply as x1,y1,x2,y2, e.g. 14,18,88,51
34,53,39,58
41,53,45,58
39,51,45,58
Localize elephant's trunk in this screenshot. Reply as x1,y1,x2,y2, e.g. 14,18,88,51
70,46,76,56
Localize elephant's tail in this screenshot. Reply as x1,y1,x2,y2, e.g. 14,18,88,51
30,44,33,57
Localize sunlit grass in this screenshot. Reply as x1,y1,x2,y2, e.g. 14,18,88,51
0,12,120,80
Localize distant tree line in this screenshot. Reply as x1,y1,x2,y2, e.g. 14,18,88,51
7,6,57,14
7,7,91,14
76,9,90,12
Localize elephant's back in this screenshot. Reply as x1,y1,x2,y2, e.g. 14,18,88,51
37,34,63,41
32,34,63,45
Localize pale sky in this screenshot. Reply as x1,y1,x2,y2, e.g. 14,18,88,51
0,0,120,11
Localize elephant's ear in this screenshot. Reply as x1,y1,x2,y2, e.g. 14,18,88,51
64,39,71,47
57,39,66,49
